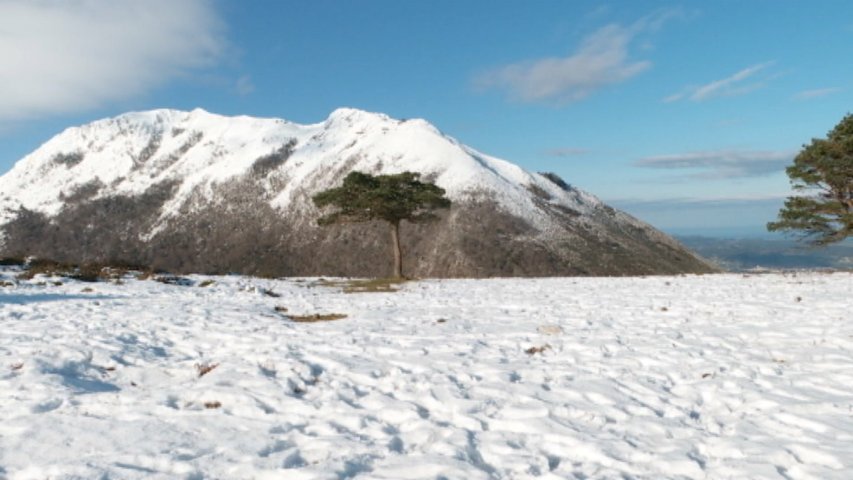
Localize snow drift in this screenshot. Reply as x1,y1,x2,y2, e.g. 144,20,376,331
1,268,851,478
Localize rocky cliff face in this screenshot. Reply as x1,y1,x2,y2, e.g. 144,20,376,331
0,108,717,276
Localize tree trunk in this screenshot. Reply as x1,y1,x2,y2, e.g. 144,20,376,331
389,220,403,278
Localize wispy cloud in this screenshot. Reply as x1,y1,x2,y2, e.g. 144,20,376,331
662,92,687,103
474,10,680,105
0,0,227,121
793,87,841,101
607,195,790,236
544,147,591,157
635,149,794,179
611,195,788,210
664,62,774,103
235,75,255,96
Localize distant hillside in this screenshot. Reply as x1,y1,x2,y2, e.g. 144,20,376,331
0,108,717,277
676,236,853,271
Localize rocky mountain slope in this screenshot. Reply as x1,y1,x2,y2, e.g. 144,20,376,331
0,108,717,276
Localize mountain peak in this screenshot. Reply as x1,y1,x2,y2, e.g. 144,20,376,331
324,107,395,126
111,108,191,126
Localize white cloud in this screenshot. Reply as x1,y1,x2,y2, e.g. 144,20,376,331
665,62,773,103
793,87,841,100
474,11,678,105
635,149,794,179
0,0,226,121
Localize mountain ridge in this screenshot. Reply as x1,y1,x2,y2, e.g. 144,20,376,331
0,108,717,277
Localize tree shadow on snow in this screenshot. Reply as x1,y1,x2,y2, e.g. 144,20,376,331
0,293,113,305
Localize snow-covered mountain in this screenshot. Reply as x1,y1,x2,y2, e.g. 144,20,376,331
0,108,716,276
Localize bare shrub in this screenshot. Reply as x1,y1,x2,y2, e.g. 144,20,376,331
0,257,25,266
52,151,85,167
251,138,297,176
154,275,193,286
59,179,103,203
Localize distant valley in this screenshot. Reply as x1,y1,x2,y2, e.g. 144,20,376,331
677,236,853,271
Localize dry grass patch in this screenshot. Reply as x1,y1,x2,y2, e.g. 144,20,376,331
537,325,563,335
195,362,219,377
525,344,551,355
274,305,347,322
16,259,74,280
344,277,408,293
314,277,408,293
15,259,149,282
288,313,348,323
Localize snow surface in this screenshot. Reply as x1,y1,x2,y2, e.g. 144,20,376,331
1,269,852,479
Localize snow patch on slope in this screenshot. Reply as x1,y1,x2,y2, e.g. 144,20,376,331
0,107,603,236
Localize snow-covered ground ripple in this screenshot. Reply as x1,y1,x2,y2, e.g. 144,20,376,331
1,270,851,479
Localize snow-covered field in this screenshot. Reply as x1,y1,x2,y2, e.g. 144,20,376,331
1,269,851,479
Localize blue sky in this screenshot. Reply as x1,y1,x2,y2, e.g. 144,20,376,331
1,0,851,237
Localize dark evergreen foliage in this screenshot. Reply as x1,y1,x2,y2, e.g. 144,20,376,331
768,114,853,245
312,171,451,277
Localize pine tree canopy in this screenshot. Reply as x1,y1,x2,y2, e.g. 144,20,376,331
312,171,451,226
312,171,451,278
768,114,853,245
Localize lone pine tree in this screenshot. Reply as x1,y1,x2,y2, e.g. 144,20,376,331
312,171,451,278
768,114,853,245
